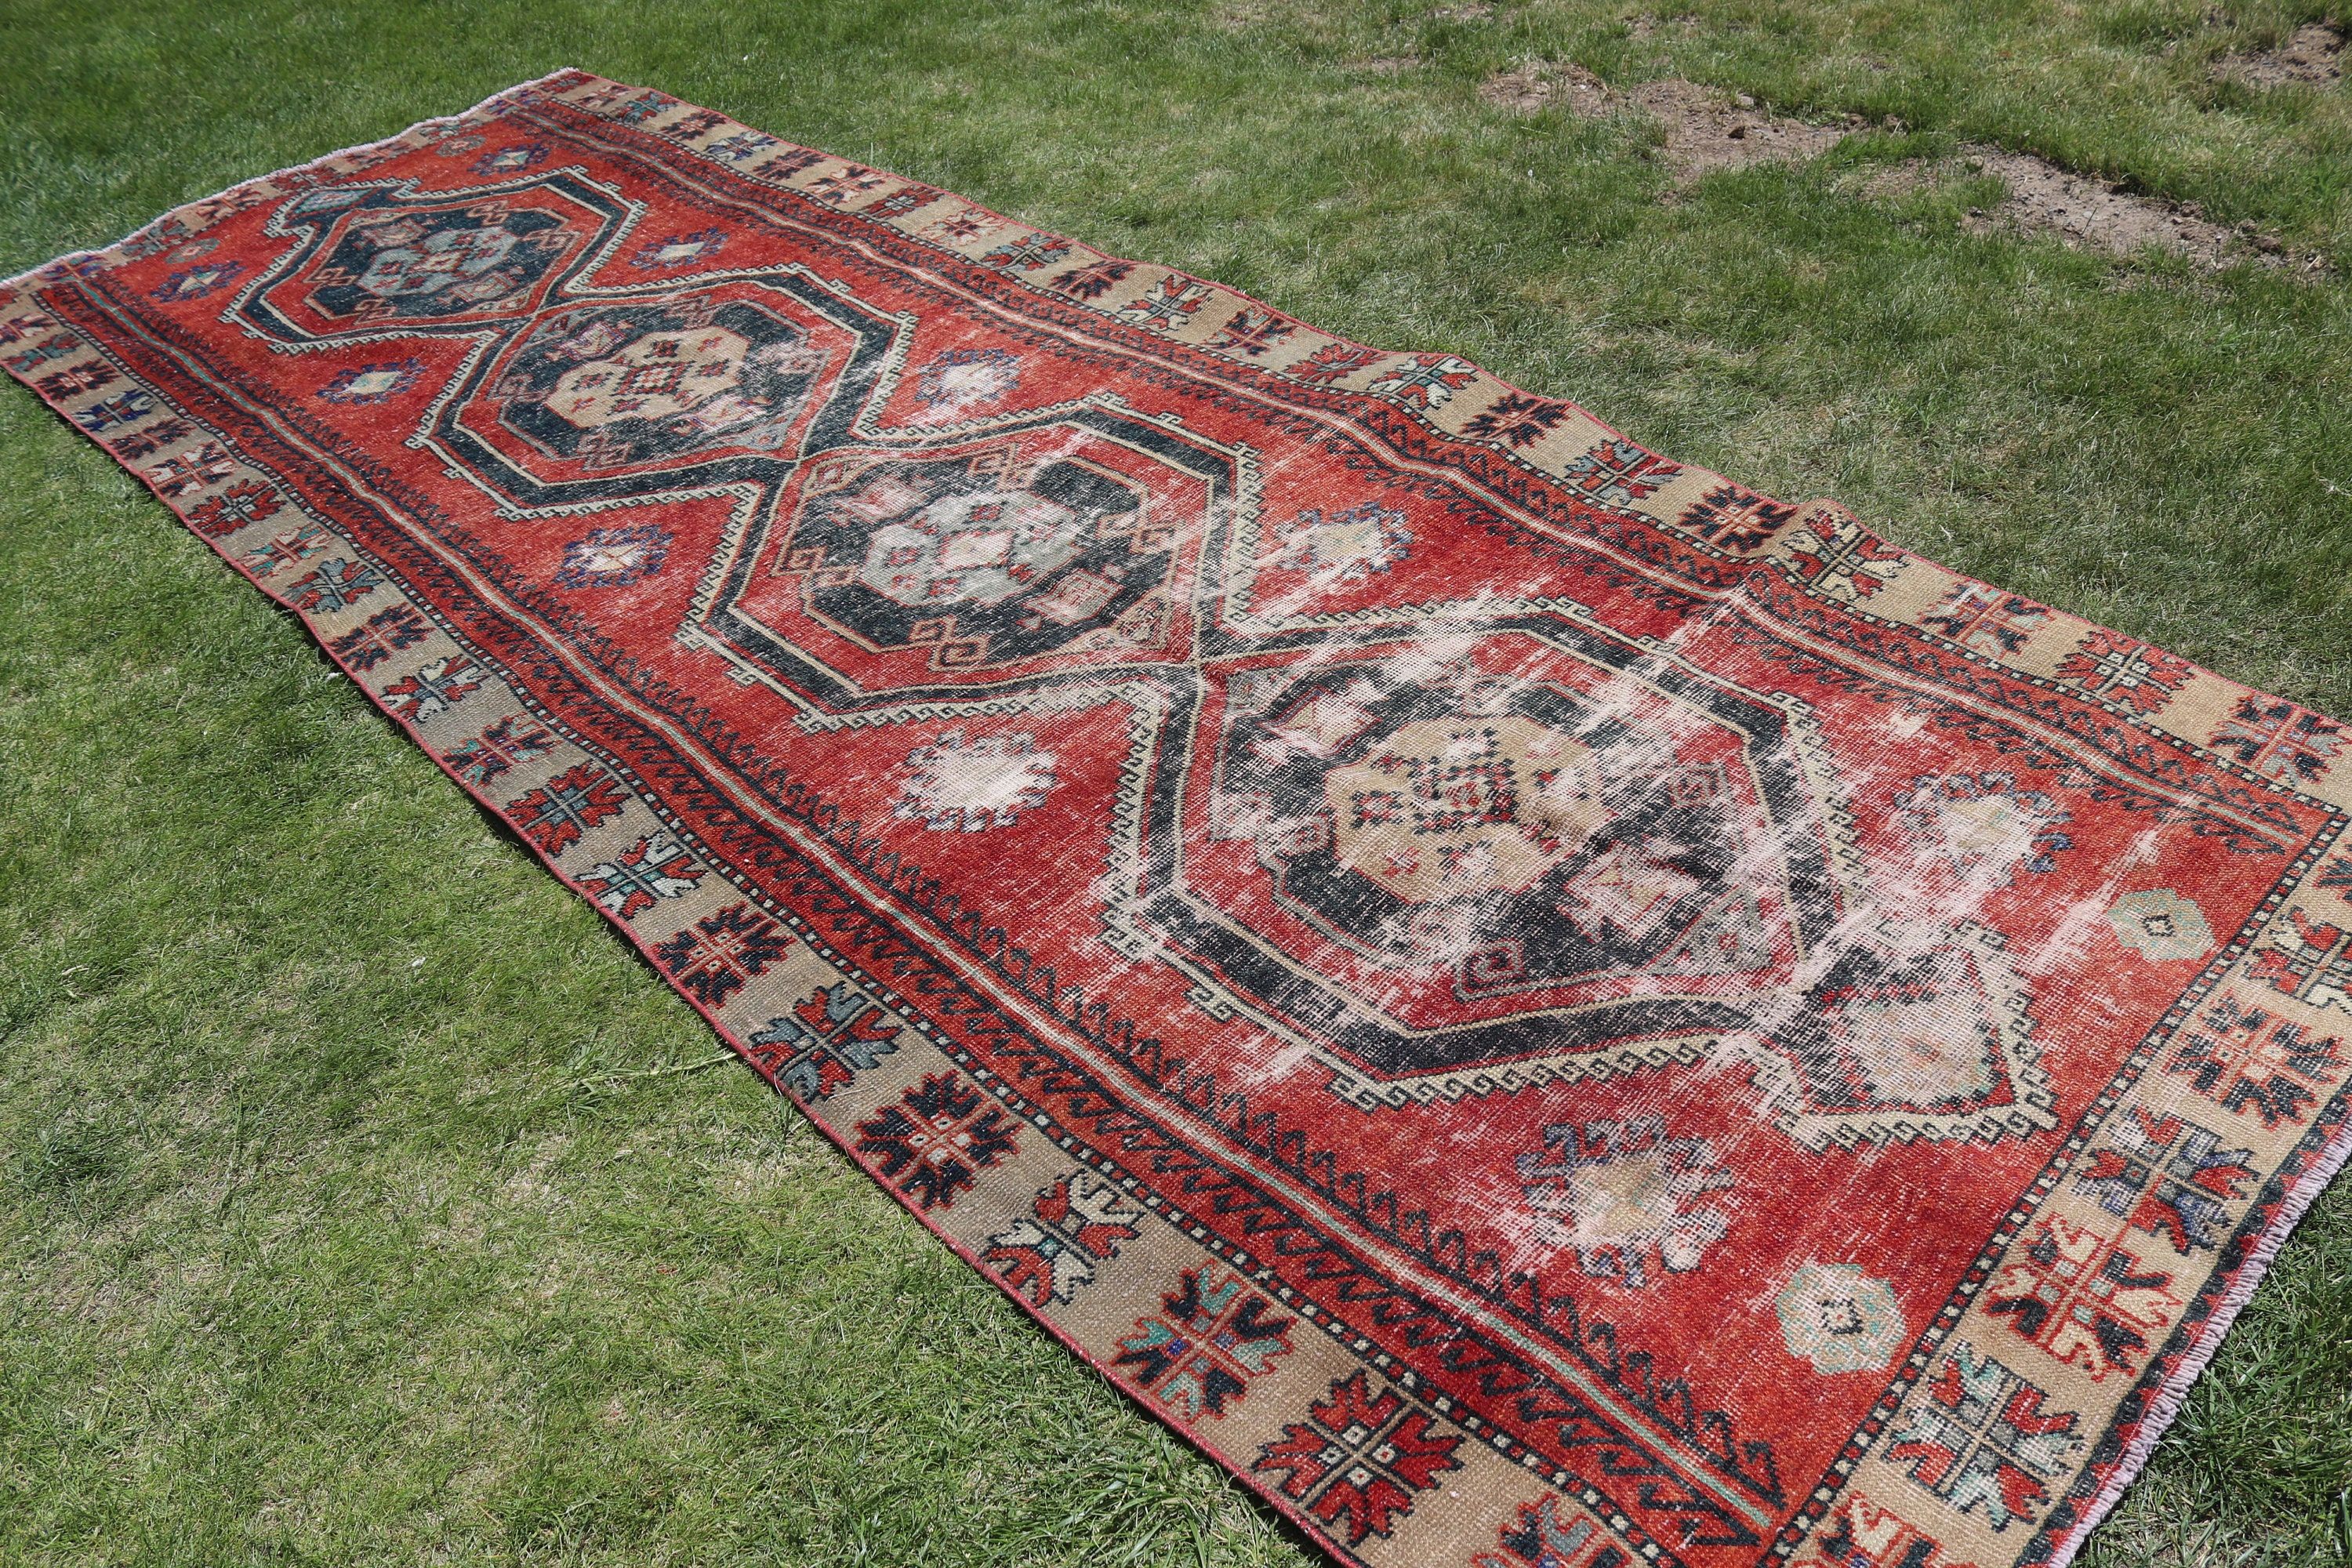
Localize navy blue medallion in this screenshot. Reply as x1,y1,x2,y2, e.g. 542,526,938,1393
303,197,574,323
490,297,831,470
246,175,627,343
779,446,1172,667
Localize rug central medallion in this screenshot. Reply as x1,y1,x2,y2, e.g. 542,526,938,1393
492,297,833,469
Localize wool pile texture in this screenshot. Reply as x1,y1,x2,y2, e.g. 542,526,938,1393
8,70,2348,1568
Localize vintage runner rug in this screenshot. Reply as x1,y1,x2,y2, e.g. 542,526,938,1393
6,69,2347,1568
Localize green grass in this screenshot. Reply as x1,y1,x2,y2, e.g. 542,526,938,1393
2,0,2350,1562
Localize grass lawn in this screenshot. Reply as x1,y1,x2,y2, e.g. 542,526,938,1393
4,0,2351,1563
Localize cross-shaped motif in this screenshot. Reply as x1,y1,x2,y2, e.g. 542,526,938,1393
2073,1106,2256,1254
745,979,901,1098
506,764,626,853
1252,1372,1461,1545
1985,1214,2182,1381
653,902,793,1008
1885,1341,2082,1532
1112,1267,1295,1421
2165,995,2347,1127
2249,907,2352,1014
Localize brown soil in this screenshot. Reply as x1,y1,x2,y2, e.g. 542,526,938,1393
1860,149,2307,270
1482,61,2311,270
1479,64,1852,180
2213,21,2346,87
1957,149,2265,266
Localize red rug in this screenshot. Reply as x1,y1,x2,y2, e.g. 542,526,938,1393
7,70,2347,1568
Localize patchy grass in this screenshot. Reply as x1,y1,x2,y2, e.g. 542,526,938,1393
2,1,2350,1563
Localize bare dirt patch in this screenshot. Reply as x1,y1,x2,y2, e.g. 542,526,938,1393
1860,149,2309,270
1481,60,2314,270
1958,150,2259,265
2213,21,2345,88
1480,64,1854,180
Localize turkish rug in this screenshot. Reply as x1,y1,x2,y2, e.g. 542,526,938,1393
6,69,2347,1568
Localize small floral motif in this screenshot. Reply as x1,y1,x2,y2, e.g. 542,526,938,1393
143,440,237,497
808,166,887,205
442,715,557,785
864,183,941,219
287,557,384,613
245,527,331,577
37,362,118,399
1776,1261,1906,1374
1047,257,1134,299
554,524,671,589
380,654,482,720
706,130,779,164
72,390,157,433
151,260,246,303
1472,1497,1625,1568
1367,352,1476,408
1923,582,2050,657
1205,307,1296,358
325,604,426,667
317,358,425,405
1252,1373,1462,1546
982,1172,1144,1305
1788,1494,1981,1568
1885,1342,2083,1533
1272,501,1413,586
1560,437,1680,506
1291,342,1385,386
2211,695,2346,784
631,228,728,270
746,980,902,1100
187,480,283,537
1987,1219,2184,1385
655,902,794,1007
1462,391,1572,448
2248,907,2352,1016
473,142,550,175
579,832,708,920
1112,274,1211,331
2162,996,2347,1130
1113,1267,1296,1421
1679,481,1799,551
507,764,628,854
5,335,75,375
1777,506,1904,603
114,417,195,459
911,346,1021,412
982,231,1073,271
2074,1107,2255,1255
2106,888,2213,962
894,729,1058,831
